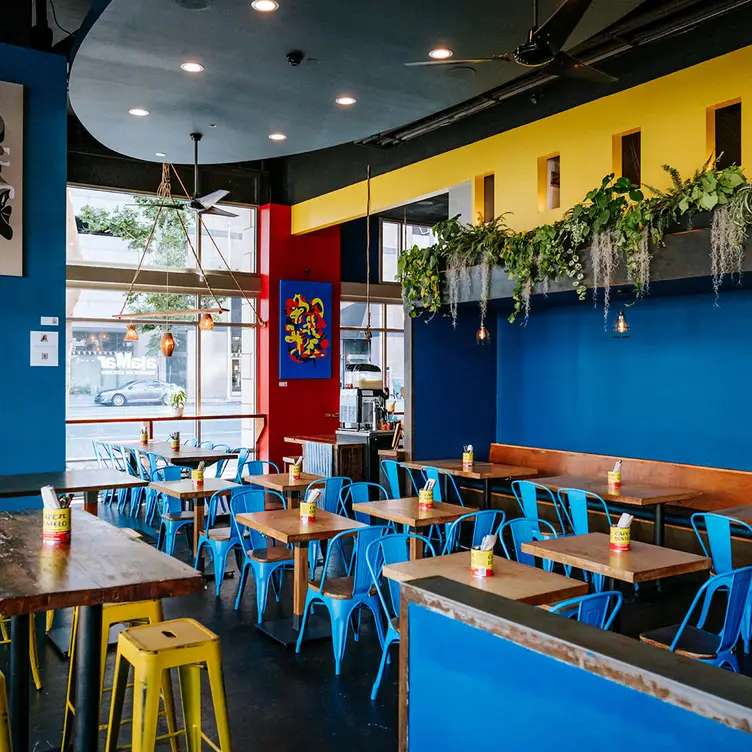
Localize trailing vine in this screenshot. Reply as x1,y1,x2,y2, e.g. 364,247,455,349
398,158,752,325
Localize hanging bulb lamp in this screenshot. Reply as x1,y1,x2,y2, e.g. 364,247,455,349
124,324,138,342
199,313,215,331
476,324,491,346
160,331,175,357
613,310,630,338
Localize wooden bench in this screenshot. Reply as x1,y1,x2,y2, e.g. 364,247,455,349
489,443,752,514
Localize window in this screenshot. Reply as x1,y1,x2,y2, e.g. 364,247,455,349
708,100,742,170
340,302,405,412
380,219,435,283
538,154,560,211
615,129,641,186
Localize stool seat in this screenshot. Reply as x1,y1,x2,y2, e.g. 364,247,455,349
122,618,218,654
640,624,721,659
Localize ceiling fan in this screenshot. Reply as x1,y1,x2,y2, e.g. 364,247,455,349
405,0,617,84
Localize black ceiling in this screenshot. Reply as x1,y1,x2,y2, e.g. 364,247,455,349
68,0,644,165
379,194,449,226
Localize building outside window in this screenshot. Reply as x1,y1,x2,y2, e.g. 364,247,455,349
380,218,435,283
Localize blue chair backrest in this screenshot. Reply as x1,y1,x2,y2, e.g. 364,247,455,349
92,440,110,467
108,444,127,472
691,513,752,574
211,444,232,476
239,460,280,484
342,482,388,522
512,481,566,533
380,460,402,499
306,477,351,514
549,592,623,630
184,438,199,447
500,517,558,567
231,448,252,482
231,488,287,551
147,453,172,471
366,533,436,621
421,467,464,506
444,510,506,554
398,463,423,495
557,488,612,535
324,526,384,598
151,466,182,483
199,440,214,449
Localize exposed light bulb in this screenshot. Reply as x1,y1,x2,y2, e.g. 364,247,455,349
476,324,491,346
199,313,215,330
613,310,630,338
160,331,175,357
124,325,138,342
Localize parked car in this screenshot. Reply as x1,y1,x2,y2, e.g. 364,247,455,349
94,380,180,407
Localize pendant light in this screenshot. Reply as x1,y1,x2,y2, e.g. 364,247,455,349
364,164,373,343
160,331,175,357
476,322,491,346
124,324,138,342
199,313,215,330
613,310,630,338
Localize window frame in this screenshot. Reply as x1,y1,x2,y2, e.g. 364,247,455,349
379,217,435,284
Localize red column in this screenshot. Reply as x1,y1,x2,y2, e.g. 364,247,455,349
258,204,341,465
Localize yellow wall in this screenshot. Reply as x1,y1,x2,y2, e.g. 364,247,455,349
292,45,752,235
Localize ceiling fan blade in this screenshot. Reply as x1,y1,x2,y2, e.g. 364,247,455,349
195,189,229,209
200,206,238,218
405,55,512,67
534,0,594,53
545,51,617,84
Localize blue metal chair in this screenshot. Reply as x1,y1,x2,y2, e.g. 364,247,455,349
228,447,252,482
92,440,115,504
366,533,436,700
144,455,179,525
500,517,558,571
442,510,506,555
184,438,199,447
398,463,423,495
640,565,752,672
107,444,132,512
155,468,194,556
421,466,465,506
296,525,386,675
237,459,280,486
211,444,232,478
306,477,352,576
549,591,623,631
340,482,390,524
691,512,752,652
511,480,568,533
380,460,402,499
198,440,214,449
232,489,293,621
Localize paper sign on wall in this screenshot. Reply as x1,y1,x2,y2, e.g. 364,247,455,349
30,331,58,367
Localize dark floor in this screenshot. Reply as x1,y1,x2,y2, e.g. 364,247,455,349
2,505,748,751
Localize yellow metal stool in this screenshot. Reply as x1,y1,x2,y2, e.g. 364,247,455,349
0,614,42,692
106,618,232,752
0,670,10,752
62,600,179,751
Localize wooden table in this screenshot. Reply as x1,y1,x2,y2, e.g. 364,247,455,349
149,478,240,554
402,459,538,509
0,509,201,752
383,551,588,606
717,505,752,523
521,533,711,585
534,475,703,546
235,508,365,645
0,468,148,515
244,472,323,504
351,497,468,559
119,440,236,468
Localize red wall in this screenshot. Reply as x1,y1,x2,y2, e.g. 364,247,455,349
258,204,341,465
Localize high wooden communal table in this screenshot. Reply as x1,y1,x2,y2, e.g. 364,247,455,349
521,533,711,587
119,440,236,469
0,468,148,514
402,459,538,510
383,551,588,606
148,477,240,554
351,497,468,559
0,509,201,752
244,472,323,507
533,475,703,546
235,508,366,646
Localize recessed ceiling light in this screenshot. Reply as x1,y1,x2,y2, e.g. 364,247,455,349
180,62,205,73
128,107,150,117
429,47,454,60
251,0,279,11
268,133,287,141
335,96,357,106
209,123,218,128
155,152,166,157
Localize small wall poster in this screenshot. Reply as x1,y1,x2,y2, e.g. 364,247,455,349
279,280,332,380
31,331,58,367
0,81,23,277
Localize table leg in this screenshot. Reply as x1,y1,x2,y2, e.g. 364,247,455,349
194,498,204,567
292,543,309,631
654,503,665,546
9,614,29,752
83,489,99,516
483,479,492,510
73,604,103,752
409,531,424,560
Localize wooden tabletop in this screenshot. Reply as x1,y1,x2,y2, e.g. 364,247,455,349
236,508,366,544
352,497,469,527
0,509,202,616
118,440,236,465
402,459,538,480
521,533,712,584
716,505,752,524
534,475,703,507
244,472,323,493
0,469,147,499
149,478,240,500
383,551,588,607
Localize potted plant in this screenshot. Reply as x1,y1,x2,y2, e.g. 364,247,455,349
168,387,187,417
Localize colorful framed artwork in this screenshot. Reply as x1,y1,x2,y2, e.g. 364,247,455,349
279,280,333,379
0,81,23,277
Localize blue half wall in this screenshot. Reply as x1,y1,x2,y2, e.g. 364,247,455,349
496,289,752,470
0,45,67,477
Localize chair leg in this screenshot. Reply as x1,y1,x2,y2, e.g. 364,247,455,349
105,652,129,752
161,669,180,752
697,579,727,630
193,539,207,571
371,634,397,701
741,596,751,653
234,562,251,611
205,646,233,751
132,662,162,752
367,597,386,649
295,593,316,654
45,610,54,633
178,664,203,752
28,615,42,691
255,566,274,624
351,607,362,642
328,600,355,676
212,546,232,598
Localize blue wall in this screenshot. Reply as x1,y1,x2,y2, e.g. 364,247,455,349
0,45,67,476
412,309,497,461
497,289,752,470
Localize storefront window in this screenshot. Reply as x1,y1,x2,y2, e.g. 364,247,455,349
380,219,435,283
